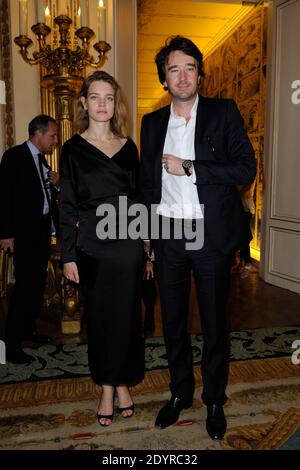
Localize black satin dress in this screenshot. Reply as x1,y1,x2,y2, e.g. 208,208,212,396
60,134,144,386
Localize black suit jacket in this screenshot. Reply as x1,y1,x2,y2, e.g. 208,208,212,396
140,95,256,254
0,142,59,241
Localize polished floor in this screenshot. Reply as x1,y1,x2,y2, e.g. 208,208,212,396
0,260,299,346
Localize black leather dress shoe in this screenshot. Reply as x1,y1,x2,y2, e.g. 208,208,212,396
155,397,192,429
6,348,33,364
206,404,227,440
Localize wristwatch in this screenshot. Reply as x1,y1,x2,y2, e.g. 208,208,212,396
182,159,193,176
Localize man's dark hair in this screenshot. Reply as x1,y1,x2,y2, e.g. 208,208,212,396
155,35,205,87
28,114,56,137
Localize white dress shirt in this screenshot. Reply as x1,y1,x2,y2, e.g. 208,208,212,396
27,140,50,215
157,95,203,219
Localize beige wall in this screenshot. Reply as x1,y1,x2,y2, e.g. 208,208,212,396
86,0,115,77
10,0,40,144
114,0,137,141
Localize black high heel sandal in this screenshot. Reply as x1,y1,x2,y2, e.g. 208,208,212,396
118,403,135,418
97,411,114,427
97,388,115,427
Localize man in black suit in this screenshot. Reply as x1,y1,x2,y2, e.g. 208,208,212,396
140,36,256,440
0,114,59,363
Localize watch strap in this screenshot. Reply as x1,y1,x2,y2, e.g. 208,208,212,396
182,160,192,176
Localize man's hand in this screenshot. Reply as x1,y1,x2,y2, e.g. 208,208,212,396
0,238,14,252
143,259,154,280
143,241,155,279
162,154,193,176
49,170,60,187
63,262,80,283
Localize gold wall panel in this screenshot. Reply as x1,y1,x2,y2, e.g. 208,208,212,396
203,7,268,256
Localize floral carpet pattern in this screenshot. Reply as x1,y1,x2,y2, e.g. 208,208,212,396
0,325,299,384
0,357,299,450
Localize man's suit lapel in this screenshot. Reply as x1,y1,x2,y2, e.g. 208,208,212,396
194,95,207,159
22,142,40,178
22,142,45,201
154,106,170,183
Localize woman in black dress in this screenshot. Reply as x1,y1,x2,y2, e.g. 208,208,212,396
60,71,144,426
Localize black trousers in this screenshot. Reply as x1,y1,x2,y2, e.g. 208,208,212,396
153,229,232,406
5,216,51,351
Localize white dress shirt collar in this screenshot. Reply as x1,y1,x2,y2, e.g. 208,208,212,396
27,139,41,157
170,93,199,120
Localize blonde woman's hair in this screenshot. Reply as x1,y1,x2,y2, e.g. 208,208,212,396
75,71,128,137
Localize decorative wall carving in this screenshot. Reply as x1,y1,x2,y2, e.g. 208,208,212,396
203,7,268,255
220,33,239,86
237,71,260,102
204,48,221,98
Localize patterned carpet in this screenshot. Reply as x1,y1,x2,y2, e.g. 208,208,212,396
0,357,299,450
0,325,299,384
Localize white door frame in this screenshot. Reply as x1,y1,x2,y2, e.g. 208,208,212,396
260,0,300,293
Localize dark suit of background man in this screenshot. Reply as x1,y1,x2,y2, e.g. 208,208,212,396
140,36,256,440
0,114,59,364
